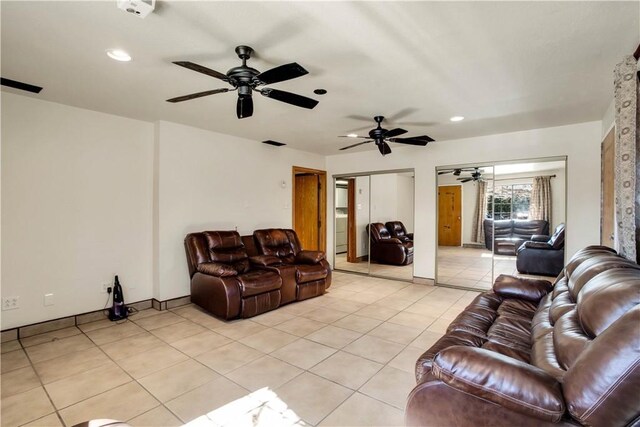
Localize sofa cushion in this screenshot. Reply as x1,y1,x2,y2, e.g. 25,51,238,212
577,269,640,337
493,275,552,302
197,262,237,277
237,270,281,297
203,231,250,273
296,250,325,264
562,307,640,427
253,229,300,263
432,346,565,422
296,264,328,283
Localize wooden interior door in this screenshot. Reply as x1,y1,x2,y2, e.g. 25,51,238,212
438,185,462,246
601,127,615,248
294,174,320,250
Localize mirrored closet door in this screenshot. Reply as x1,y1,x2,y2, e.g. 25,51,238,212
333,169,415,281
436,157,566,291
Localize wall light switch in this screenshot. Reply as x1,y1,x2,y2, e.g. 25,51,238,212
44,293,54,306
357,203,362,210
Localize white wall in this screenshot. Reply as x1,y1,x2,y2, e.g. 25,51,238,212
370,174,398,224
1,93,154,329
396,175,414,233
326,121,603,279
155,121,325,300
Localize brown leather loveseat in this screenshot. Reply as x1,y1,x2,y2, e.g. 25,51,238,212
367,222,414,265
185,229,331,320
406,246,640,426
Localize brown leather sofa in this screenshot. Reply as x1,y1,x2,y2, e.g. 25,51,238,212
185,229,331,320
367,222,414,266
483,219,549,255
406,246,640,426
251,228,331,304
385,221,413,242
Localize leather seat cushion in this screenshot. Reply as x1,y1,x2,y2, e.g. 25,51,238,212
296,264,328,283
497,299,538,320
487,316,532,351
237,270,281,297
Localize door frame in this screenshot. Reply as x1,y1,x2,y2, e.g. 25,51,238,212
601,126,615,248
347,178,357,262
292,166,327,252
437,184,463,247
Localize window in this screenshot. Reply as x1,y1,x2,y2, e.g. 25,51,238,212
486,184,532,220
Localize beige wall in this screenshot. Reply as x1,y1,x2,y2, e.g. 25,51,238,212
2,93,154,329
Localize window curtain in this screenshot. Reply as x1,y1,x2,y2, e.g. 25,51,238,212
471,180,487,243
530,176,552,224
614,55,639,263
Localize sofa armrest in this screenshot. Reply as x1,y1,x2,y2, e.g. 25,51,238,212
531,234,550,242
432,346,565,422
378,238,403,245
493,274,552,302
296,250,325,264
522,241,553,250
197,262,237,277
250,255,282,267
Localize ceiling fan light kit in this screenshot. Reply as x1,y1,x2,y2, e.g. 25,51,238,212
168,45,319,119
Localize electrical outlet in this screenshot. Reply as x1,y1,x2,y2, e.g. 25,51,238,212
2,296,19,311
101,283,112,293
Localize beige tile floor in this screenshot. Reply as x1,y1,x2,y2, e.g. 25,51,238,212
437,246,553,291
0,273,479,427
334,254,414,281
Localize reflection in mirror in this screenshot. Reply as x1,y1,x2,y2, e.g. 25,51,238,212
491,160,567,284
334,176,370,275
436,158,567,291
368,172,414,280
437,166,494,290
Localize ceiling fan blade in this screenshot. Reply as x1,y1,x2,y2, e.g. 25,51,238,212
237,96,254,119
405,134,435,142
383,128,407,138
173,61,229,81
261,88,318,109
387,137,429,146
438,170,453,175
340,140,373,150
166,88,229,103
256,62,308,85
346,115,375,123
338,135,369,139
458,178,473,183
378,141,392,156
386,108,419,123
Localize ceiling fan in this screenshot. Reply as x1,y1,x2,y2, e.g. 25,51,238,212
339,116,434,156
167,45,318,119
437,168,478,177
439,167,485,183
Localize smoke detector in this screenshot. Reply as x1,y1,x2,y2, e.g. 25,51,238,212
117,0,155,18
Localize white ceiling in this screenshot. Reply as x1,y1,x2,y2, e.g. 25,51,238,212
1,1,638,155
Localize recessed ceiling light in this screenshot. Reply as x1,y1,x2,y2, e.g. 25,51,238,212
450,116,464,122
313,89,327,95
346,133,358,138
106,49,132,62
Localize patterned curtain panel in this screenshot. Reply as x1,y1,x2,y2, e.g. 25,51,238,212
530,176,552,224
471,180,487,243
614,55,639,263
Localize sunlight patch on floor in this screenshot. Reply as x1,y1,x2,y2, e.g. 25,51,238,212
184,388,306,427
